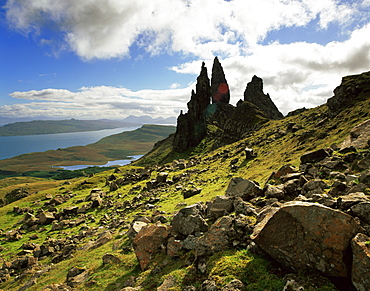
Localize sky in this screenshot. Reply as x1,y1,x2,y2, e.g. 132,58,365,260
1,0,370,121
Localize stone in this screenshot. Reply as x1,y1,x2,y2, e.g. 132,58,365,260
171,204,208,236
211,57,230,104
38,211,56,225
41,284,73,291
341,119,370,149
66,266,89,287
182,187,202,199
300,149,331,164
167,237,183,257
351,233,370,291
359,169,370,186
206,195,234,219
251,201,363,277
102,253,121,265
350,202,370,224
301,179,328,197
4,187,30,204
226,177,263,201
264,184,285,199
133,224,169,270
157,275,177,291
126,221,148,241
244,147,256,159
243,75,283,120
156,172,169,184
221,279,246,291
195,216,235,256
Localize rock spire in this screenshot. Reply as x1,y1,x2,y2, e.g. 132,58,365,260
244,75,283,120
173,62,211,152
211,57,230,104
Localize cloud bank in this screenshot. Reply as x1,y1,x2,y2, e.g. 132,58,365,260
4,0,370,118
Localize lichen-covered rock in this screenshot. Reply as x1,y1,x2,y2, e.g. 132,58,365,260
206,195,234,219
351,233,370,291
133,224,169,270
251,201,363,277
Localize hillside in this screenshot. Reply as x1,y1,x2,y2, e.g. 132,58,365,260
0,67,368,291
0,119,136,136
0,124,176,178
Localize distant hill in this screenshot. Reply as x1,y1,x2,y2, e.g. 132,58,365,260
0,119,137,136
122,115,177,125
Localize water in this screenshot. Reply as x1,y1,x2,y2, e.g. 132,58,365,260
0,126,140,161
59,155,143,170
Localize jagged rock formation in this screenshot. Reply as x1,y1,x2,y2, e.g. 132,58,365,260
211,57,230,104
173,58,282,152
173,62,211,152
244,75,283,120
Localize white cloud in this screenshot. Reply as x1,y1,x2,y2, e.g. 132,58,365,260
3,85,192,119
6,0,368,59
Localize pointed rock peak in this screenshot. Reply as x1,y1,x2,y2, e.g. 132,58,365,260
244,75,283,120
211,57,230,104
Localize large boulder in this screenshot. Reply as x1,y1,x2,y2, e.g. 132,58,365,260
351,233,370,291
226,177,263,201
251,201,363,277
171,204,208,236
133,224,169,270
206,195,234,219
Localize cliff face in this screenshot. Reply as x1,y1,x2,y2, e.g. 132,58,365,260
244,75,284,120
173,58,283,152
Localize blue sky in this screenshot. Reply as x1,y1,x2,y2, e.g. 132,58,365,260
1,0,370,120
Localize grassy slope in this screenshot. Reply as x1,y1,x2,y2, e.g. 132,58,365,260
0,124,176,174
0,91,368,290
0,119,134,136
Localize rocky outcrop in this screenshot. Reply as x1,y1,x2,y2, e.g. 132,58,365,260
244,75,283,120
327,71,370,114
211,57,230,104
340,119,370,149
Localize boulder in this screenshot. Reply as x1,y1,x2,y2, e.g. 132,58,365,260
126,221,148,241
207,195,234,219
222,279,246,291
300,149,331,164
264,184,285,199
156,172,169,184
195,216,235,256
171,204,208,236
351,233,370,291
340,119,370,149
133,224,169,270
226,177,263,201
38,212,56,225
102,253,121,265
350,202,370,224
251,201,363,277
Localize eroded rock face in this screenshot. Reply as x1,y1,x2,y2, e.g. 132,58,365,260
251,201,363,277
351,233,370,291
243,75,283,120
341,119,370,149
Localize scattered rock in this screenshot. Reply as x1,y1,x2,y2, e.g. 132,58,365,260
351,233,370,291
171,204,208,236
226,177,263,201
